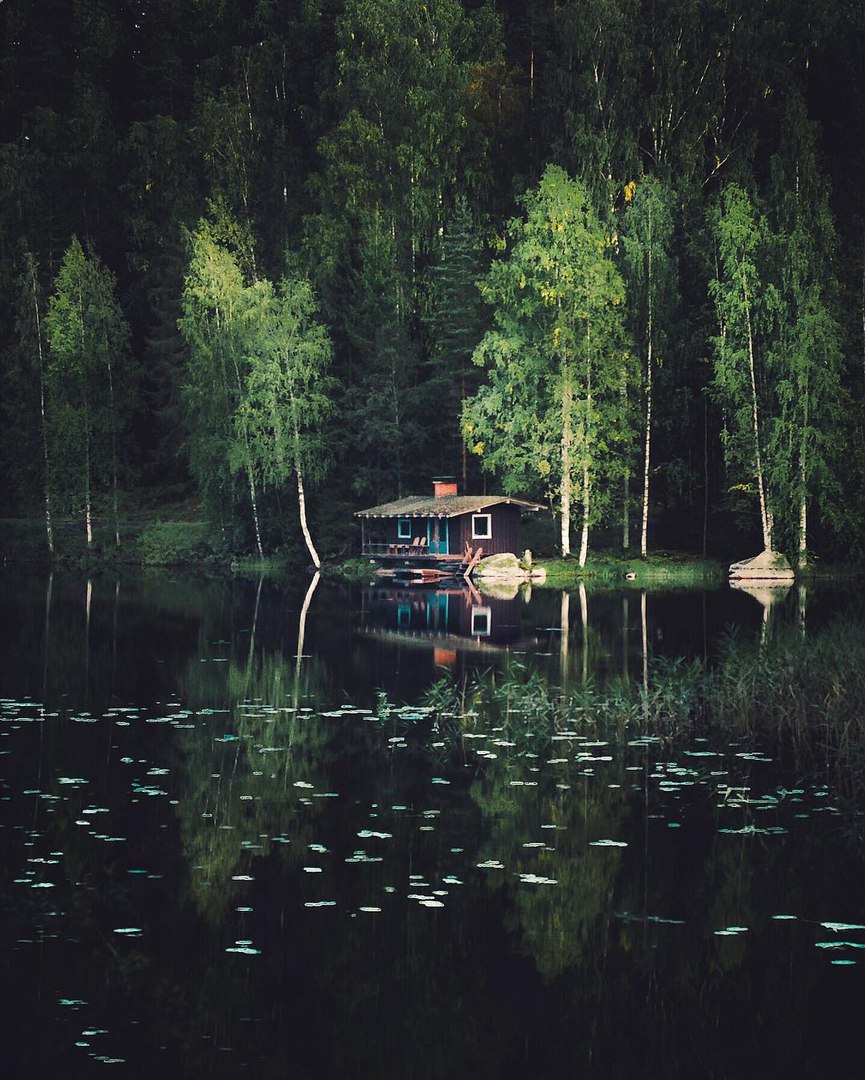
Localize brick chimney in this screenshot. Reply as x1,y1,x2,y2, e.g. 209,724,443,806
432,476,458,498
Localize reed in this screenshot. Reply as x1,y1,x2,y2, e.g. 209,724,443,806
422,619,865,791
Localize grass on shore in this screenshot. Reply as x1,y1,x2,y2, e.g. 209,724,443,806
537,551,726,587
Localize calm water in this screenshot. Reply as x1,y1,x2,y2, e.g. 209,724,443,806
1,569,864,1078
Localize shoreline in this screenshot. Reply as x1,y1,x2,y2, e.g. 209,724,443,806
4,519,863,588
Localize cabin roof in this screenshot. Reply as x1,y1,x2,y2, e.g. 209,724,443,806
354,494,543,518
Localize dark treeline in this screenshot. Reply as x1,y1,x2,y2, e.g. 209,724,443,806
1,0,864,565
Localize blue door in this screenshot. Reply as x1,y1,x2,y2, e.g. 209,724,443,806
426,518,449,555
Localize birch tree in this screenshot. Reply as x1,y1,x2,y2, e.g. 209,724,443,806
463,165,636,563
44,238,133,547
709,185,778,552
242,276,335,569
179,221,265,553
621,176,677,556
15,253,54,553
767,103,846,569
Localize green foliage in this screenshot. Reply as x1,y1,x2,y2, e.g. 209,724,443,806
464,165,637,557
1,0,864,565
178,219,252,529
708,184,778,546
764,98,847,559
710,142,847,561
239,274,336,491
179,214,335,555
43,237,135,536
137,521,213,565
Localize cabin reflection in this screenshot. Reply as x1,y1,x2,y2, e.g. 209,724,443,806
359,584,533,659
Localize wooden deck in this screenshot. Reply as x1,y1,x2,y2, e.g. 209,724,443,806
364,541,484,583
363,542,463,560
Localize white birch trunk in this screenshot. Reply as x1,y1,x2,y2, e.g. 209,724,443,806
640,206,654,558
295,465,321,569
742,269,772,550
578,340,592,570
84,403,93,547
798,384,809,571
798,484,808,571
640,366,652,557
560,369,573,557
578,464,590,569
248,471,263,557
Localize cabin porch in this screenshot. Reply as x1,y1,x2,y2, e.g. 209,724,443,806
360,515,453,559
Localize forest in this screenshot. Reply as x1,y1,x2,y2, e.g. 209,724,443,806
1,0,864,567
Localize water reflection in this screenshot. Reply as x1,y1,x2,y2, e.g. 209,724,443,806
1,570,854,714
1,569,863,1076
360,582,533,658
729,579,794,646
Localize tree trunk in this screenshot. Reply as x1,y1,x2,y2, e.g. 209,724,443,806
798,463,808,571
295,465,320,569
798,379,809,571
640,362,652,557
641,199,655,558
105,346,120,547
622,464,630,551
84,400,93,547
578,336,593,570
30,266,54,555
640,336,653,558
560,367,573,557
248,470,264,557
578,464,590,569
742,268,772,550
291,412,321,569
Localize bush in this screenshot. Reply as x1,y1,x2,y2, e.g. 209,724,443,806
137,521,214,566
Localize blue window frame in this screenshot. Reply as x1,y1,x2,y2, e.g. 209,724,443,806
397,519,412,539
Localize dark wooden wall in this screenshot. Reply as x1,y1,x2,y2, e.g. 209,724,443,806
450,505,524,556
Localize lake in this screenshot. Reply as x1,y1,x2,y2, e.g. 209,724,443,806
1,568,864,1078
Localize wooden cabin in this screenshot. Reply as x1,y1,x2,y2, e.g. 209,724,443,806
355,478,542,565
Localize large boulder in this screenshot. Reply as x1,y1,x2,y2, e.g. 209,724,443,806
474,551,546,584
477,552,521,572
728,549,795,582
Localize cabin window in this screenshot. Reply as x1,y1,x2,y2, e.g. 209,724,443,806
397,518,412,539
471,513,492,539
471,606,491,636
